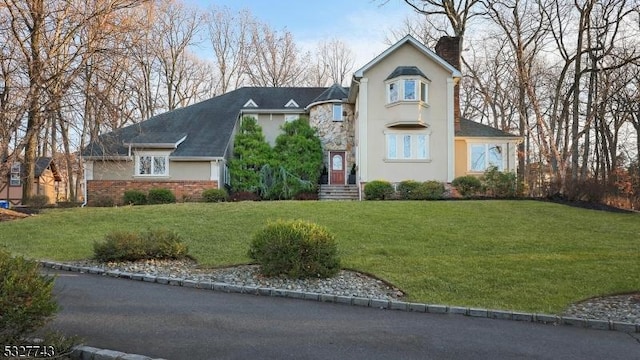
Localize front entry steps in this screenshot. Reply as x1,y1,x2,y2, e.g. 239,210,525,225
319,184,359,200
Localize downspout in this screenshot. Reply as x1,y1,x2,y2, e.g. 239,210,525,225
81,159,88,207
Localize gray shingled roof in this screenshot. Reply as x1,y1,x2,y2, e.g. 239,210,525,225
385,66,430,80
309,84,349,104
456,118,519,138
82,87,327,158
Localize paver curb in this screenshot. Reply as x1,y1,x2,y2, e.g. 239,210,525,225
41,261,640,335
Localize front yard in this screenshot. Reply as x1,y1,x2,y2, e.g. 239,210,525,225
1,200,638,314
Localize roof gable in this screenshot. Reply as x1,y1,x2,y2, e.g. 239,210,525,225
353,35,462,79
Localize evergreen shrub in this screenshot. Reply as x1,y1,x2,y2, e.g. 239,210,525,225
147,188,176,204
202,188,228,202
248,220,340,279
123,190,147,205
364,180,394,200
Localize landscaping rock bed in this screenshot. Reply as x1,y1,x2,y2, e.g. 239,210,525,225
67,259,405,301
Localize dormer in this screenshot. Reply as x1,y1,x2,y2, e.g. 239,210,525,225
385,66,430,108
284,99,299,108
243,99,258,108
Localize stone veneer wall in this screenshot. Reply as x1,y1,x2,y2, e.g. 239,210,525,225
309,103,356,167
87,180,218,205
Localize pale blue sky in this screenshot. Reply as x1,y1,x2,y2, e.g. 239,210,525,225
182,0,414,67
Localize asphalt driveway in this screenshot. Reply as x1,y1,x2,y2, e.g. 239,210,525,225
46,270,640,360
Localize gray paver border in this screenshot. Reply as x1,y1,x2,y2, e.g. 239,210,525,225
41,261,640,334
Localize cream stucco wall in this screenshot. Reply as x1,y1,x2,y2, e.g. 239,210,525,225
91,159,217,181
360,43,453,183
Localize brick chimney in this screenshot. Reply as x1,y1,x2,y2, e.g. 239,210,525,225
435,36,461,132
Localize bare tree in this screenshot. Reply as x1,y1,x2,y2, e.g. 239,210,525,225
206,6,253,93
244,22,309,87
315,38,355,86
153,0,204,110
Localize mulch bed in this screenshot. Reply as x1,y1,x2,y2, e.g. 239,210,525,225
0,208,32,222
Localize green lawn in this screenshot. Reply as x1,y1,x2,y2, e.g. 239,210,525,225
1,200,638,314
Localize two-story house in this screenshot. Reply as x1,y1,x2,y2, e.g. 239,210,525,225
82,35,520,204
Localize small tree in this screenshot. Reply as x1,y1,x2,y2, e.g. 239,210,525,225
229,117,272,192
273,119,323,186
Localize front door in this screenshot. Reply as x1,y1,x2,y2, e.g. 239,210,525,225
329,151,345,185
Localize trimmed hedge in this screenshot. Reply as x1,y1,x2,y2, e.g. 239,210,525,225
248,220,340,279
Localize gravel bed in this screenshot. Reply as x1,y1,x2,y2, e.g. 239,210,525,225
562,293,640,324
68,259,405,300
66,259,639,324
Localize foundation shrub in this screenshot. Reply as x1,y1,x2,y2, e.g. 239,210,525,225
147,188,176,204
414,181,446,200
202,188,228,202
123,190,147,205
397,180,421,200
364,180,394,200
248,220,340,279
452,175,483,197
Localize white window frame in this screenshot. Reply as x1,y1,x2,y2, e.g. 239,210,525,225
284,114,299,122
384,131,431,161
10,162,21,186
135,152,169,177
332,104,343,121
469,143,505,172
386,78,429,105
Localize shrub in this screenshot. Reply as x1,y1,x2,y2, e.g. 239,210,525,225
141,229,189,259
397,180,421,200
92,195,115,207
414,181,446,200
202,188,228,202
483,166,517,198
147,188,176,204
452,175,483,197
123,190,147,205
248,220,340,279
0,250,58,343
230,191,261,202
364,180,394,200
24,194,49,208
294,191,319,200
93,229,188,262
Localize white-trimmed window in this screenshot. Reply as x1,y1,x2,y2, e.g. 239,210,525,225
387,79,429,104
284,114,299,122
332,104,343,121
135,154,168,176
385,132,430,160
470,144,504,172
10,162,21,186
388,82,399,103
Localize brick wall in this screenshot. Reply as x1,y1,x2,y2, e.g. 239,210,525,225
87,180,219,205
435,36,461,132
